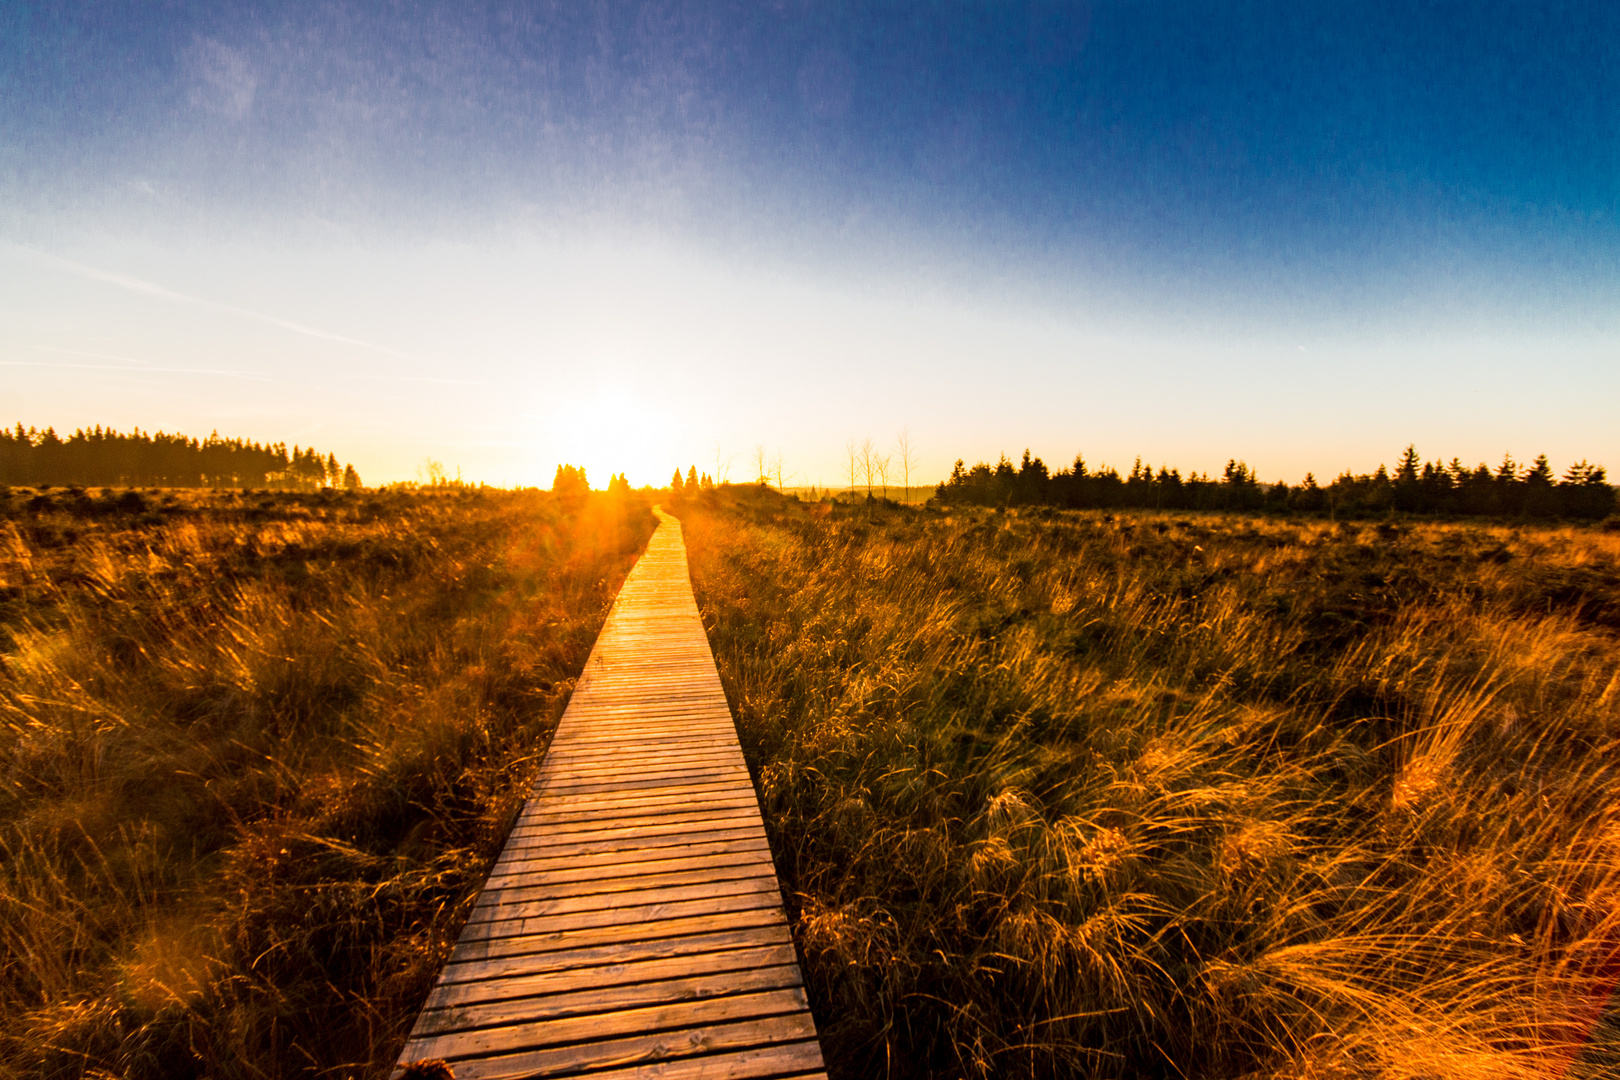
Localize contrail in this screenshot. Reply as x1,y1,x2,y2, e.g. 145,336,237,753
20,344,268,379
27,345,159,366
7,245,415,359
5,352,272,382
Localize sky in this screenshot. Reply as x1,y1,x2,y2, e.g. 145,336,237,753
2,1,1616,488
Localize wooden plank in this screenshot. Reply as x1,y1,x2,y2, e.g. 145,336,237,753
536,752,748,780
510,802,763,832
473,858,779,905
435,925,795,986
492,840,771,879
426,944,800,1010
395,508,821,1079
502,815,765,851
514,797,763,831
410,1017,823,1080
538,769,752,797
545,735,738,753
480,860,778,911
488,844,773,884
526,760,747,785
511,800,762,830
532,762,747,785
486,848,777,888
521,799,767,835
561,703,729,715
417,964,806,1036
538,735,743,757
405,988,814,1061
519,785,759,815
447,890,788,967
488,838,774,879
528,768,751,793
458,889,786,943
468,877,783,924
529,1043,826,1080
548,709,734,727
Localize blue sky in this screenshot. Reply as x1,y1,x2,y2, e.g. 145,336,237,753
3,1,1616,486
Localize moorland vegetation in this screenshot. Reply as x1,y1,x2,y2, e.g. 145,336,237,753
936,445,1614,519
7,452,1617,1079
676,483,1620,1079
0,482,653,1077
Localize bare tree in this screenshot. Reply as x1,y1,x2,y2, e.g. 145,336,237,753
897,428,919,505
770,450,787,492
753,444,768,485
859,436,875,497
714,444,735,484
845,438,858,496
875,453,892,500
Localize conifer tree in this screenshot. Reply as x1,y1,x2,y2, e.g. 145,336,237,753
1395,444,1421,485
553,463,588,501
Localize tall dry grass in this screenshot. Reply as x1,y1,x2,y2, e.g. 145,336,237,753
680,488,1620,1079
0,486,653,1078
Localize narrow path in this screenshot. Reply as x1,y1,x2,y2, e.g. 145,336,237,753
394,508,825,1080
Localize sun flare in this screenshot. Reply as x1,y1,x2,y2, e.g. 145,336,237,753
533,387,674,489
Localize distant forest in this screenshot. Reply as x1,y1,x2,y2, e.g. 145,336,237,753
935,446,1615,519
0,424,361,490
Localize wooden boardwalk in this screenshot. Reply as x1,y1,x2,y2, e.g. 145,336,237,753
394,508,825,1080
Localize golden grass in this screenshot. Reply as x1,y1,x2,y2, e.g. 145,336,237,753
0,486,653,1078
680,489,1620,1079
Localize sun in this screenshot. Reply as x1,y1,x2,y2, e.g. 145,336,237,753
534,386,675,489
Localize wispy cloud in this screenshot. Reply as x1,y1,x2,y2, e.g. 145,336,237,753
29,345,159,366
8,346,272,381
8,246,414,359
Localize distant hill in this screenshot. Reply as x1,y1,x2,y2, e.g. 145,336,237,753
0,423,360,491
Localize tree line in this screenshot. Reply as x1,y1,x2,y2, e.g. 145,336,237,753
552,464,633,499
1,423,361,491
669,466,716,495
934,445,1615,519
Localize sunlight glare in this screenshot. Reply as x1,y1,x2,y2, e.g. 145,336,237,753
531,387,674,489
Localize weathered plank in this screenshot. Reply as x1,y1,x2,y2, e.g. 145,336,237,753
474,860,780,905
487,847,778,888
425,944,801,1011
446,907,793,966
435,925,796,986
395,508,822,1079
488,839,775,880
415,964,806,1036
435,1022,823,1080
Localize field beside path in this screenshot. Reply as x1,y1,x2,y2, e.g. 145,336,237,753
0,485,655,1078
678,486,1620,1080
